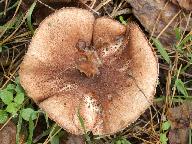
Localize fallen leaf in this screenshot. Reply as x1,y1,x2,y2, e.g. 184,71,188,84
60,134,85,144
168,128,189,144
0,121,16,144
127,0,192,46
167,102,192,144
171,0,192,11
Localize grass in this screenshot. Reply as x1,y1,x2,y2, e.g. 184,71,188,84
0,0,192,144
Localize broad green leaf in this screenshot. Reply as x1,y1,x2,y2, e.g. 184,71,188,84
121,138,132,144
15,77,24,93
152,38,171,64
14,92,24,105
21,108,37,121
15,84,24,94
0,110,8,124
175,79,188,97
51,135,60,144
6,84,16,92
0,89,13,105
116,140,122,144
160,133,168,144
162,121,171,131
6,102,18,114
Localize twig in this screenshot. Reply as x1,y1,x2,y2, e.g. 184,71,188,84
156,10,181,40
37,0,55,11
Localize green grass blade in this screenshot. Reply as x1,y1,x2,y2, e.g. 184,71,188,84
77,108,91,144
152,38,171,64
16,113,23,144
44,112,50,129
119,16,127,25
175,79,188,97
27,1,37,35
0,1,19,17
27,112,35,144
189,129,191,144
174,27,181,41
179,34,192,47
50,135,60,144
77,108,86,134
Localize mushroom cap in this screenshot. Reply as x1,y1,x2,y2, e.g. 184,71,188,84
19,8,158,135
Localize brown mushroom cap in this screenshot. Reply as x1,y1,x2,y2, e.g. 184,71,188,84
19,8,158,135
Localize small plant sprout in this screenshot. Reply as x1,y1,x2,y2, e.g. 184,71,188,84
160,120,171,144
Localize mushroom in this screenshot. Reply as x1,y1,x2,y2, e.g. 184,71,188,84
19,8,158,135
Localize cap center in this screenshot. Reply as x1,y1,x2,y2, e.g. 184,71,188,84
75,40,102,77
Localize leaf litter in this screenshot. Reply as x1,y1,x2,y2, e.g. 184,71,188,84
167,102,192,144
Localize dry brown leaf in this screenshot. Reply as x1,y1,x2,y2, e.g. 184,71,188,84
60,134,85,144
171,0,192,11
167,102,192,144
66,135,84,144
128,0,192,46
0,121,16,144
